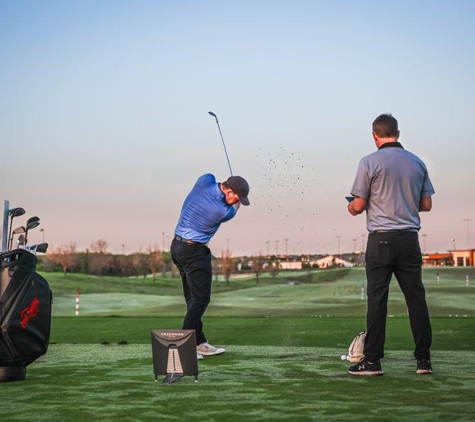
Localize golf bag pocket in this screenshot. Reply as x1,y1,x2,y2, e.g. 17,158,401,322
0,252,52,367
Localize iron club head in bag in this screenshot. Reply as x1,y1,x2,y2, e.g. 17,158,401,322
16,234,26,248
24,216,40,246
7,208,25,250
9,226,25,250
26,243,48,255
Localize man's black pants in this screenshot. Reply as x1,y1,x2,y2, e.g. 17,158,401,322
170,239,212,346
364,231,432,361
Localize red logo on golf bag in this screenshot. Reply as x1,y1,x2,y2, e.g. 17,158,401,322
20,298,40,329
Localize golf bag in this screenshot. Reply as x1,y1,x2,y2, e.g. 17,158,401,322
0,249,52,382
347,331,366,362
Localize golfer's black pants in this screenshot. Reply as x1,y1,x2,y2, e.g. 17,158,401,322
364,231,432,361
170,239,212,345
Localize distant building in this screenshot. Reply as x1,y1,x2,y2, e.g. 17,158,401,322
280,261,302,270
451,249,475,267
311,255,354,268
421,250,474,267
423,253,454,267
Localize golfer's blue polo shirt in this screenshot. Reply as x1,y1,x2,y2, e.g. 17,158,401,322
174,174,237,244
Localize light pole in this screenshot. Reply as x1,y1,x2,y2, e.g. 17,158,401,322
463,219,472,249
122,244,125,255
452,238,456,251
40,228,45,243
361,234,366,252
162,232,165,252
265,241,270,256
422,234,427,254
284,238,289,256
275,240,279,255
352,238,357,253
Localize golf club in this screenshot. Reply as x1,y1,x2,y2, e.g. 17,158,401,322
9,226,26,250
24,216,40,246
0,203,52,383
26,243,48,255
7,208,25,251
16,234,26,248
208,111,233,176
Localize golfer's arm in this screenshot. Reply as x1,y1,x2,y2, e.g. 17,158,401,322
348,196,366,216
419,196,432,212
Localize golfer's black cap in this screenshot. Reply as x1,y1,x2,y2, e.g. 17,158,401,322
227,176,250,206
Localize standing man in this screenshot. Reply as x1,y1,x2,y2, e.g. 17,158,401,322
347,113,434,376
171,173,250,359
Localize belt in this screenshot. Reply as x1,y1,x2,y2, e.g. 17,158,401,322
174,235,207,245
370,229,418,234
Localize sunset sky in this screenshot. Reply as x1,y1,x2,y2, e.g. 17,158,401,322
1,0,474,256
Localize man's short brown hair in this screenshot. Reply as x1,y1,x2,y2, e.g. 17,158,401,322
373,114,399,138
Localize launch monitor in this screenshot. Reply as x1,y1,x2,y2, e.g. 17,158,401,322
151,329,198,384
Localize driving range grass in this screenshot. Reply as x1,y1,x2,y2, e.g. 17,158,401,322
2,318,475,421
1,267,474,421
49,266,475,318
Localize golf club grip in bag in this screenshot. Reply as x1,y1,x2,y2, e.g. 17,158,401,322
0,249,52,370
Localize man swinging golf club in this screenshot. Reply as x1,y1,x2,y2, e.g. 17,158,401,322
171,173,250,359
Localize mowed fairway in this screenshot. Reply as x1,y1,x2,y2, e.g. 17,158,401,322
51,267,474,318
1,267,474,421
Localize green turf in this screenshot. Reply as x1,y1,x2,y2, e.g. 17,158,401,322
50,267,475,318
50,317,474,352
1,267,473,420
2,342,475,420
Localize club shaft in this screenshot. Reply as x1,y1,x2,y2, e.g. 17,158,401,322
3,200,10,252
7,216,13,250
209,113,233,176
215,120,233,176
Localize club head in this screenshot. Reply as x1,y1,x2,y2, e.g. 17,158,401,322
13,226,26,235
17,234,26,246
26,221,40,231
24,216,40,245
35,243,48,254
25,243,48,255
26,216,40,227
8,227,26,250
8,207,26,218
26,216,40,232
208,111,217,118
6,208,26,250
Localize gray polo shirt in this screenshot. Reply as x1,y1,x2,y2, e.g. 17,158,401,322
350,142,435,232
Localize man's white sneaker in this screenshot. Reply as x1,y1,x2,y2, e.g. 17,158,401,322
197,353,204,360
196,342,226,356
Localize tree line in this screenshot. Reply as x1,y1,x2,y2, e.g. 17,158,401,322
39,240,319,284
40,239,171,279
